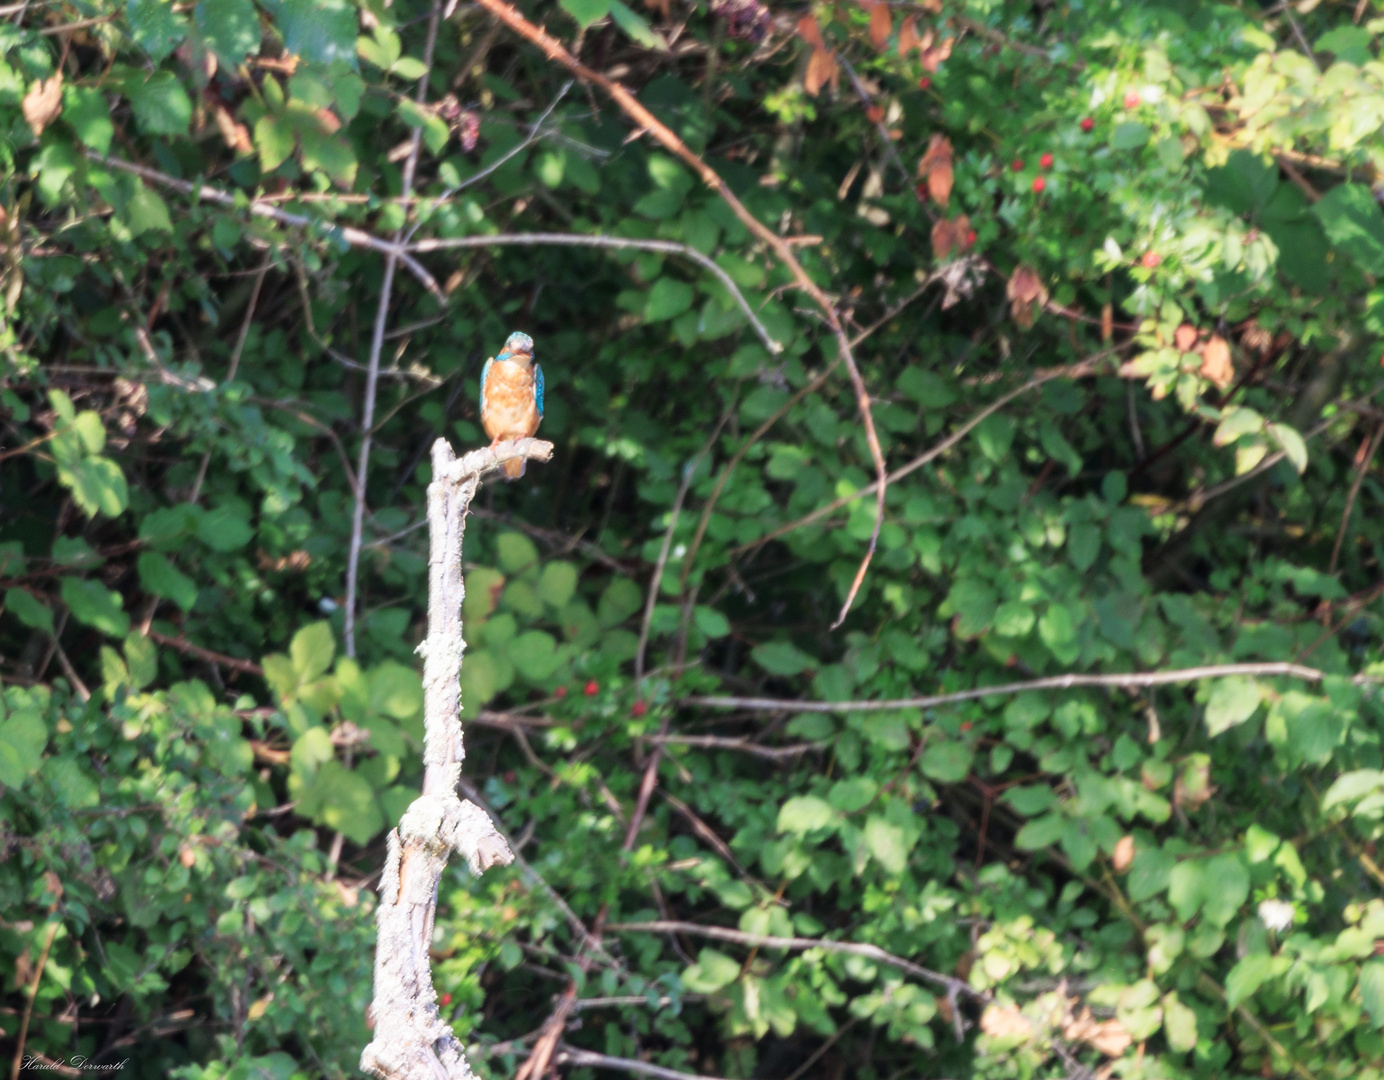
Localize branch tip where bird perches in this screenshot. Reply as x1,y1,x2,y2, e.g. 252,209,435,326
360,434,549,1080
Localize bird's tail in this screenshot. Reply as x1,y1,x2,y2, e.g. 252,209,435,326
503,457,526,480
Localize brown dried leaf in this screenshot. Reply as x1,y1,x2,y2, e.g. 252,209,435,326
1063,1008,1133,1058
643,0,671,16
805,47,838,97
868,1,892,50
866,105,884,124
980,1004,1035,1041
1006,265,1048,330
898,15,920,56
917,133,953,207
921,36,953,73
1112,834,1135,872
22,74,63,137
1199,334,1234,390
212,104,253,155
919,0,942,9
1174,323,1198,352
797,14,825,49
1240,319,1274,354
930,214,973,260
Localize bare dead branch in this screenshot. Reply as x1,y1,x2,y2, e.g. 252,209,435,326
360,437,552,1080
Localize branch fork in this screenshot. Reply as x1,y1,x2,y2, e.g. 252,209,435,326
361,436,552,1080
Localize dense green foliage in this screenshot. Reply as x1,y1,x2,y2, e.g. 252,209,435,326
9,1,1384,1078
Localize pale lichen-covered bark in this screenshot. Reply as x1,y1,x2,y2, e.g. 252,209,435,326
361,436,552,1080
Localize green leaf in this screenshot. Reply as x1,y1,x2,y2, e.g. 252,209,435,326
1204,676,1263,736
751,641,816,677
390,57,428,81
1313,183,1384,274
863,815,910,874
290,621,335,682
993,600,1034,637
5,588,54,635
137,551,198,612
560,0,611,28
1110,122,1151,150
1127,846,1174,902
357,27,401,70
1214,406,1263,447
128,71,193,136
307,760,383,844
509,630,559,682
1068,522,1100,572
682,948,740,993
123,632,158,689
57,456,129,518
920,741,972,784
777,795,835,834
694,606,731,638
254,114,295,172
609,0,667,49
197,505,253,551
63,85,113,153
1268,422,1308,474
947,579,996,638
646,278,695,322
496,532,539,573
597,578,643,627
1225,953,1281,1008
1162,993,1198,1053
61,577,130,638
1038,603,1079,664
1322,769,1384,814
267,0,358,67
1362,960,1384,1029
0,707,47,788
126,0,187,61
1014,812,1065,850
195,0,261,66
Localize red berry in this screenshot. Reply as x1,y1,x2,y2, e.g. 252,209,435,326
631,700,648,717
1124,91,1140,108
960,721,972,732
584,680,599,696
554,686,567,699
1032,176,1046,193
1141,251,1161,268
1010,158,1023,172
440,993,452,1006
918,76,931,89
914,182,927,199
1039,152,1053,169
965,229,977,245
1080,117,1094,132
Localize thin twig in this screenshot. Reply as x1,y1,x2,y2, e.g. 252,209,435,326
608,921,982,1001
9,917,60,1080
471,0,887,628
735,353,1107,556
91,154,444,301
555,1046,736,1080
344,7,442,661
650,734,823,759
145,631,263,676
1329,420,1383,575
405,232,780,356
52,637,90,702
687,660,1384,714
191,250,272,504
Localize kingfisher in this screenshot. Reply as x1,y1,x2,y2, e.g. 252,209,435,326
479,331,544,479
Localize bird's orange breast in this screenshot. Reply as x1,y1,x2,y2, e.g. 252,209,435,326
481,360,541,442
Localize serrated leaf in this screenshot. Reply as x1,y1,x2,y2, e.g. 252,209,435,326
195,0,261,66
682,949,740,993
128,71,192,136
60,577,130,638
751,641,816,677
1214,406,1263,447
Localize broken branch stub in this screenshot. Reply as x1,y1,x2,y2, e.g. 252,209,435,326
361,436,553,1080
